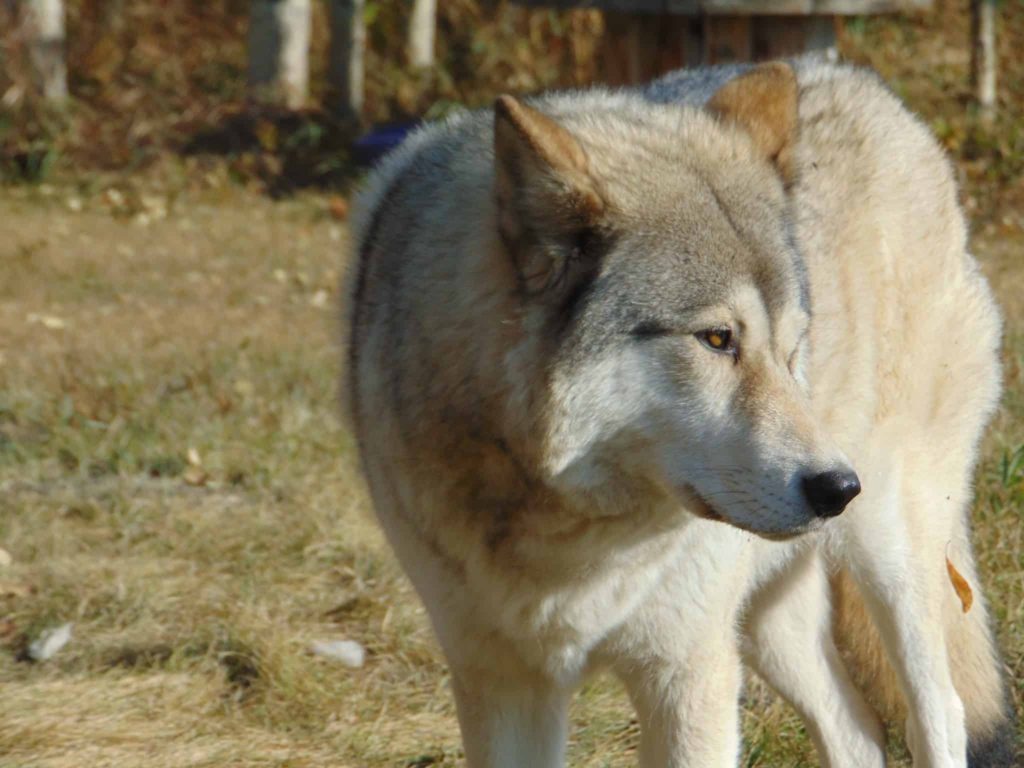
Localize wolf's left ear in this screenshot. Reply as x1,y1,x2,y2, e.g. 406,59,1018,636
707,62,798,184
493,95,605,296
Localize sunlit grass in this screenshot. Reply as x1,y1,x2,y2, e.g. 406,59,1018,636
0,190,1020,766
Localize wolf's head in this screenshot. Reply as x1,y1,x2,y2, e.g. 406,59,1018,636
495,63,859,538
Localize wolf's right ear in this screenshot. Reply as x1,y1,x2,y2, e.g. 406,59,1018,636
493,95,606,296
707,62,798,184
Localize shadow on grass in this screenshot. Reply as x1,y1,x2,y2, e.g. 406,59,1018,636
177,105,423,199
178,105,360,198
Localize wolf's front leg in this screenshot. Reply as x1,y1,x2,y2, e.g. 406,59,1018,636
449,663,571,768
742,546,886,768
613,646,742,768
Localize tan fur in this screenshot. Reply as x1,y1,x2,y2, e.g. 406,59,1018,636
494,95,591,178
706,62,798,183
493,95,605,294
833,569,906,719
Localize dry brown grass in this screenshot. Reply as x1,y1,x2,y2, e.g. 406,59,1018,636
0,189,1021,767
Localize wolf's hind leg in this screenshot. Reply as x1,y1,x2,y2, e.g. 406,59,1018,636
743,548,886,768
449,663,570,768
841,462,968,768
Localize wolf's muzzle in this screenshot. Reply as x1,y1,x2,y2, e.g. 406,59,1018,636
802,469,861,518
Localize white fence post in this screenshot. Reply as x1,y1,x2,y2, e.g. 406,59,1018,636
408,0,436,69
25,0,67,102
248,0,312,109
327,0,365,123
972,0,998,123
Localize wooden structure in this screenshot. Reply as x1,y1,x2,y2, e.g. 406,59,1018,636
513,0,932,85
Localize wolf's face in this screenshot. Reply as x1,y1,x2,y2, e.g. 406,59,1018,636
543,247,852,538
495,65,859,537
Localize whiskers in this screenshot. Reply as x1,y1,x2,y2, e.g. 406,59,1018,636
684,465,809,534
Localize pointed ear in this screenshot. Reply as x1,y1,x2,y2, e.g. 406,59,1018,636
493,95,606,296
707,62,798,184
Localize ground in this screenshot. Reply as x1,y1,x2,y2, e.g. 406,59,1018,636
0,188,1021,767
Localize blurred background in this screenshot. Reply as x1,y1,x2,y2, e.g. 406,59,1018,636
0,0,1021,217
0,3,1022,767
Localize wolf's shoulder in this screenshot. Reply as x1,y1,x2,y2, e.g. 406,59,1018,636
348,110,488,251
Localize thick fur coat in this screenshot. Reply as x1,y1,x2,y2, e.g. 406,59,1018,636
343,57,1011,767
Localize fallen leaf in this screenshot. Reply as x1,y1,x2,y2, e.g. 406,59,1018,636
309,638,365,668
28,623,73,661
2,84,24,108
140,194,167,220
215,392,234,414
310,289,329,309
328,196,349,221
103,188,126,209
946,556,973,614
27,313,66,330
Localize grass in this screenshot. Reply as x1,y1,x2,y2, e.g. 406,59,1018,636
0,187,1021,767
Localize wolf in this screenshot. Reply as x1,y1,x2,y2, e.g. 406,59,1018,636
343,56,1012,767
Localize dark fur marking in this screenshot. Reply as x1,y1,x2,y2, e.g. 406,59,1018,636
347,160,420,435
631,320,672,339
703,176,749,250
548,228,616,338
968,715,1019,768
783,213,812,314
555,268,596,329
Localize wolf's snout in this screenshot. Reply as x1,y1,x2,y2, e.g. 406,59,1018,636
801,470,861,518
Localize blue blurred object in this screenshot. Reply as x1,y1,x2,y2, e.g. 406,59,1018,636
352,121,419,167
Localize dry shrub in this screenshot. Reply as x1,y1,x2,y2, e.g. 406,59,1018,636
0,0,603,190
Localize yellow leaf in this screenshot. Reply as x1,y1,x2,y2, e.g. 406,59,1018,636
946,557,973,614
328,196,349,221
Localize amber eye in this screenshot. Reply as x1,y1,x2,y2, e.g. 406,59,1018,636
698,328,734,353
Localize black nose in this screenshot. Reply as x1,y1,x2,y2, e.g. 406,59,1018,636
801,469,861,518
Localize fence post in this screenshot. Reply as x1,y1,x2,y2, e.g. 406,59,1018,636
25,0,67,102
248,0,312,109
408,0,436,68
327,0,365,124
971,0,997,123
